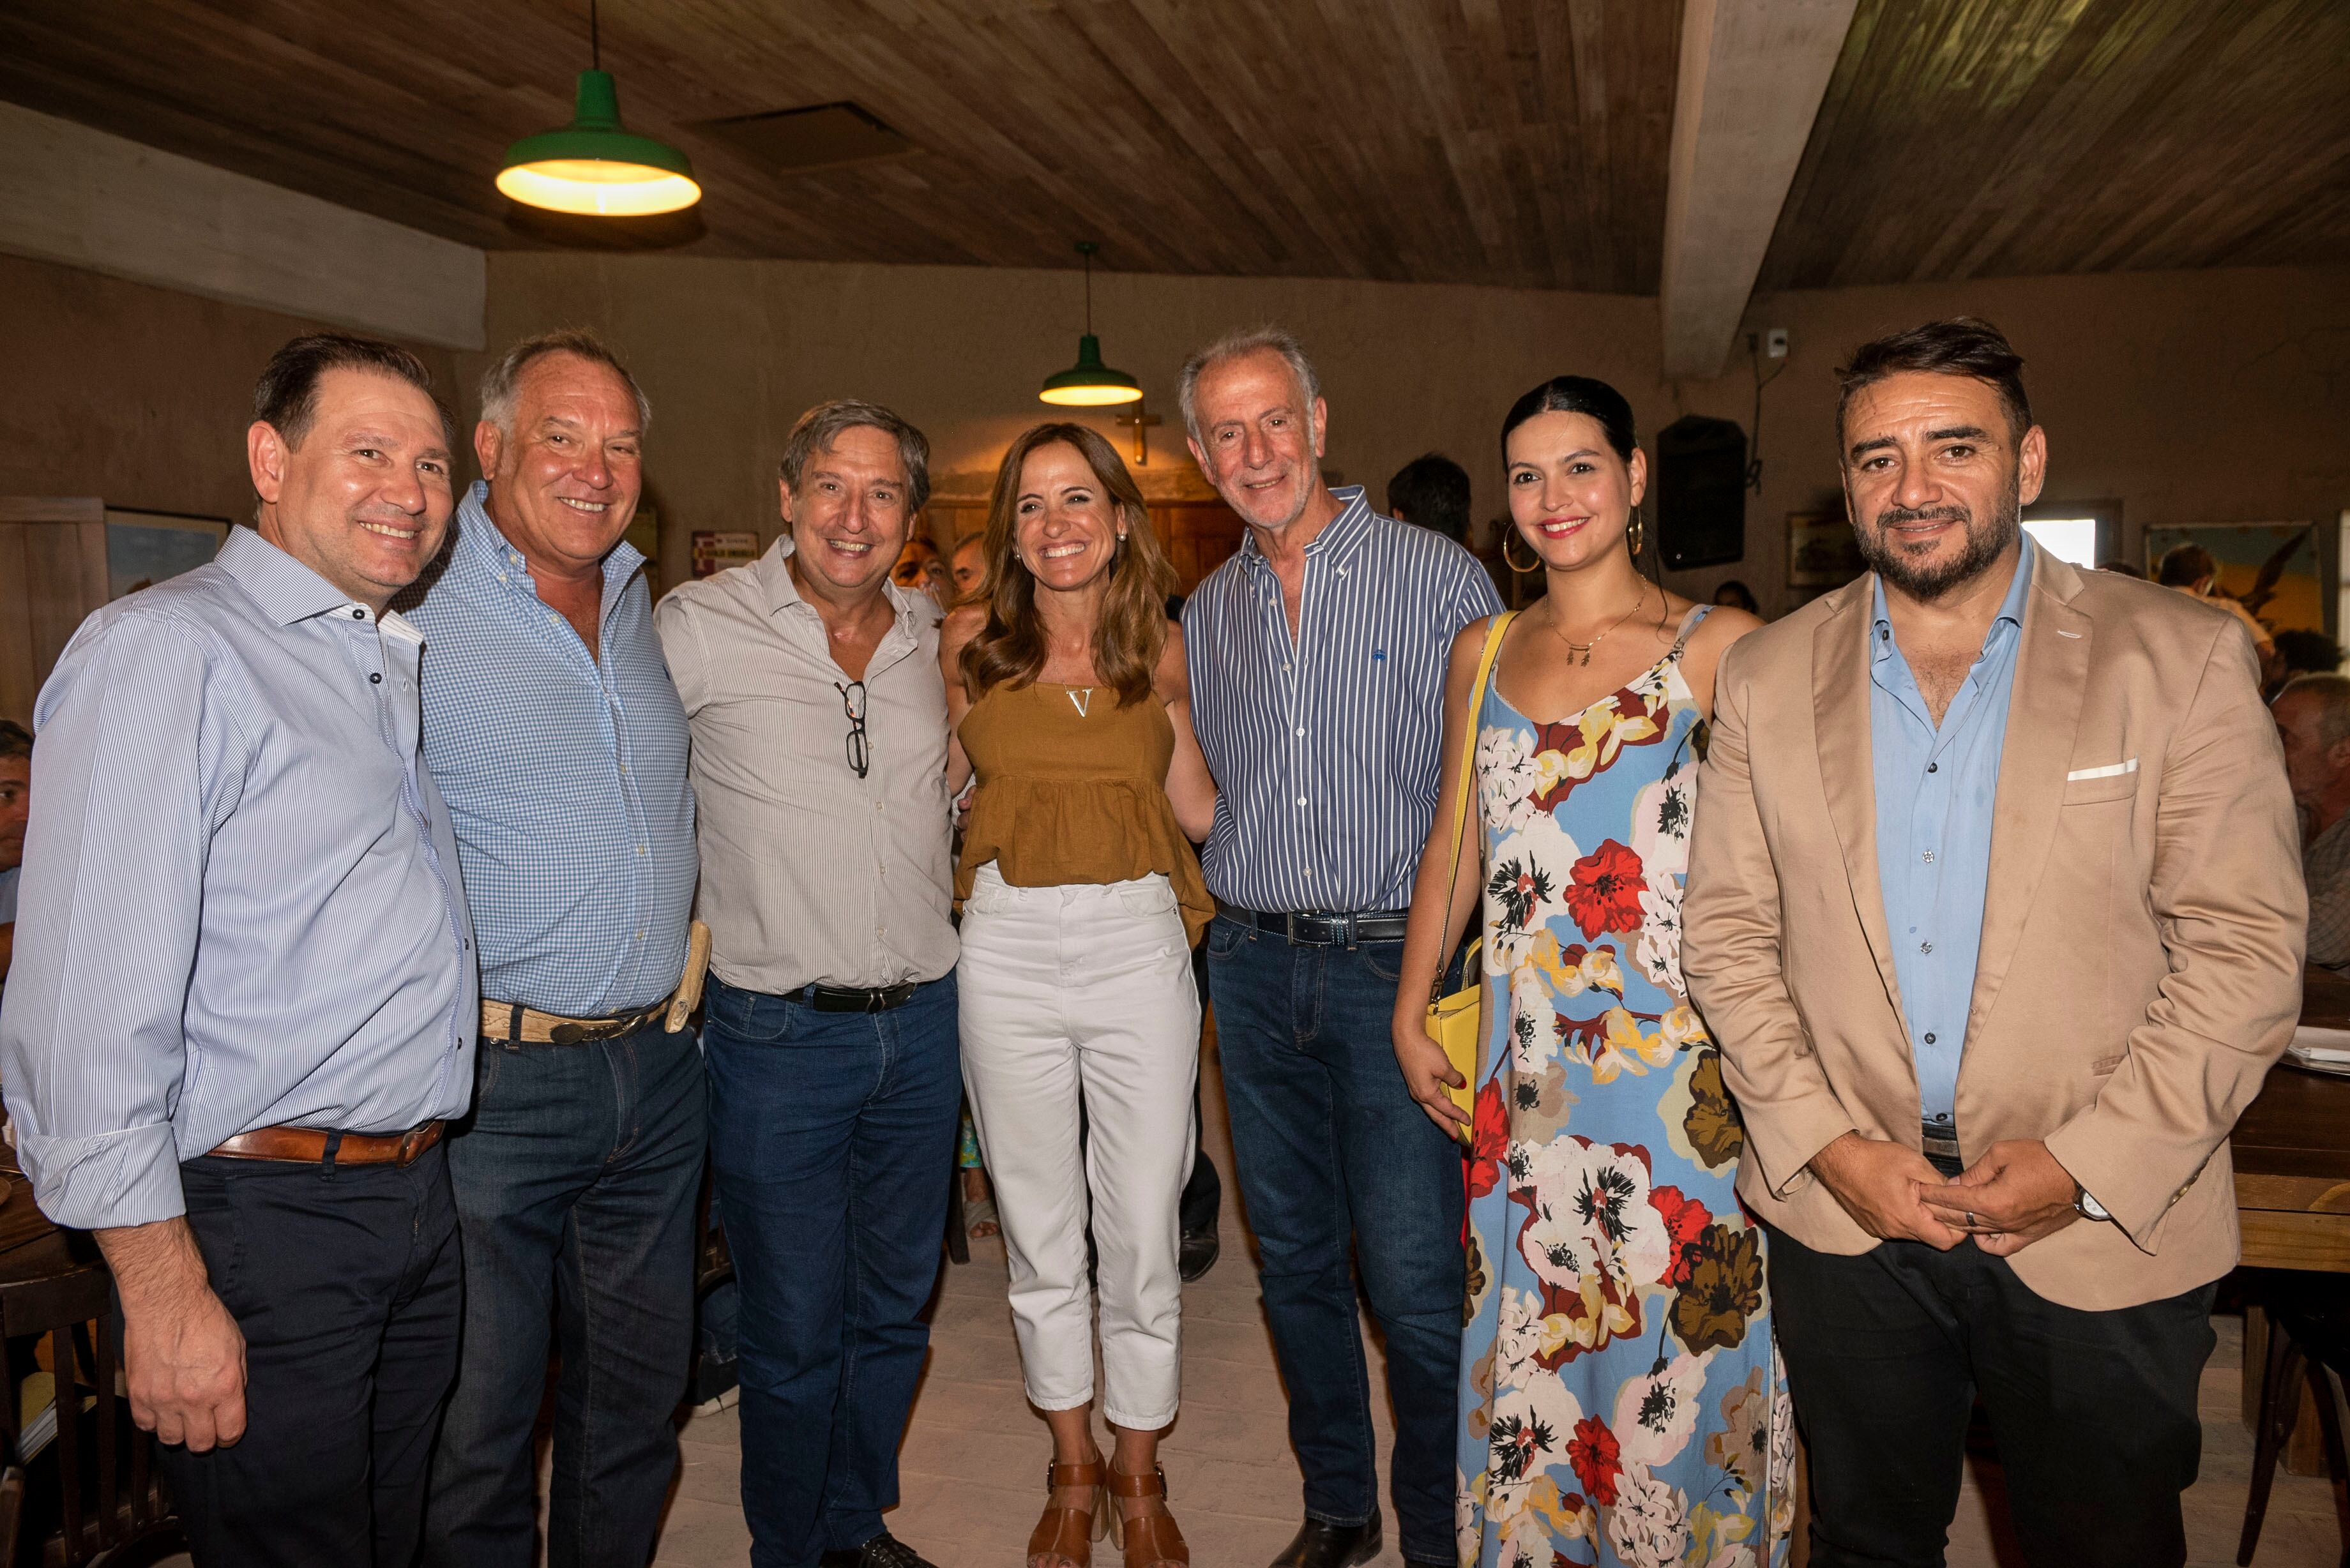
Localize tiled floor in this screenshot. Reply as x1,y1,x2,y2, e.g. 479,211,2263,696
638,1033,2347,1567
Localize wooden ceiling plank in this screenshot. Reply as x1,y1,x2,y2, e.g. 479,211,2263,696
1658,0,1860,379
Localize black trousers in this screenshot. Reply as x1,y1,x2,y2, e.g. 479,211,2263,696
1180,943,1222,1239
1769,1226,2215,1568
160,1142,463,1568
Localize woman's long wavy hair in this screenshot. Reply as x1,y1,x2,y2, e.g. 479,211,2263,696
960,423,1175,707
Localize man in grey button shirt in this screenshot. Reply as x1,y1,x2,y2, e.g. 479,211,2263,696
0,335,477,1565
656,400,959,1568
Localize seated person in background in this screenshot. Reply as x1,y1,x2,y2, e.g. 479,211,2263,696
1713,577,1762,614
1384,452,1471,544
893,533,948,610
2156,541,2276,677
0,720,26,981
2274,673,2350,970
950,531,985,605
2276,628,2344,679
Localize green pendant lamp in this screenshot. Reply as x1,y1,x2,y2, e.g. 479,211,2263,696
1040,242,1143,407
497,0,701,217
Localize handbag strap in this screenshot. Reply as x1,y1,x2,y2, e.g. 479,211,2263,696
1429,610,1517,1006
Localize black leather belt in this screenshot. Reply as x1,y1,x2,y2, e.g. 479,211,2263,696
1220,907,1411,947
788,981,922,1013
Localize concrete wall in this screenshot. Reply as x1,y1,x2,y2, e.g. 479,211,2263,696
481,253,2350,615
0,251,464,523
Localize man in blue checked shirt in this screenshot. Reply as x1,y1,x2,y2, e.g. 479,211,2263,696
402,331,701,1568
1,334,475,1564
1179,328,1502,1568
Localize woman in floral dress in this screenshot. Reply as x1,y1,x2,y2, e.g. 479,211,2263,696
1391,377,1789,1568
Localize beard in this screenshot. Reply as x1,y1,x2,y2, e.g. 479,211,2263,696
1852,479,2021,601
1229,467,1314,533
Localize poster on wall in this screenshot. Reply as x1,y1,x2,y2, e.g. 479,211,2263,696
690,530,759,579
2142,522,2324,633
1785,511,1865,589
104,510,230,600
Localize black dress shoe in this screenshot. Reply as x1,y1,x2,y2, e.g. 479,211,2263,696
817,1534,939,1568
1179,1223,1221,1282
1269,1512,1382,1568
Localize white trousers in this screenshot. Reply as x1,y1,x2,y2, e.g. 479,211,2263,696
957,863,1201,1428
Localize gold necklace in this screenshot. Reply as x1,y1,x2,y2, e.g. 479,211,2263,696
1546,582,1648,667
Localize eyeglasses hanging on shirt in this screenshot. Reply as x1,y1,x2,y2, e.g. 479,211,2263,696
837,681,870,779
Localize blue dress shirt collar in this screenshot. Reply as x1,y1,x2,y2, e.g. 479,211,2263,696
1870,539,2037,682
218,524,391,626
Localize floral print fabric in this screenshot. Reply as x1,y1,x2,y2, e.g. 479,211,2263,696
1457,615,1791,1568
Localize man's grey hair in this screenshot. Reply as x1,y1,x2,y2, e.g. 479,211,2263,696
1177,326,1323,448
2282,672,2350,752
779,400,932,514
478,329,651,438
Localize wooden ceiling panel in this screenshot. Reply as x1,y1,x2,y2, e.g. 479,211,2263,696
1,1,2339,294
0,0,1681,290
1757,0,2350,289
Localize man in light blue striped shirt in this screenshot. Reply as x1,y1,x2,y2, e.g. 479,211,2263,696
1180,328,1500,1568
402,333,702,1568
0,334,476,1563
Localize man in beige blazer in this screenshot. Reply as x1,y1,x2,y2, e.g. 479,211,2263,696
1683,317,2303,1568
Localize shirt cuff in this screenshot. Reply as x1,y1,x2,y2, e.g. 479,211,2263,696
16,1123,187,1231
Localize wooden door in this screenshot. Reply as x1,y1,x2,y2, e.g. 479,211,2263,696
1153,502,1245,598
0,500,108,727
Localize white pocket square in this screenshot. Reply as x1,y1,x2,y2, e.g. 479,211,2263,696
2067,758,2138,780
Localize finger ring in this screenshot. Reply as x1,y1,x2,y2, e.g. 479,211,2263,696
1966,1211,1977,1227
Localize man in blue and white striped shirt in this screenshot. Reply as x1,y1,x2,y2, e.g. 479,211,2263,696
403,332,702,1568
1180,328,1501,1568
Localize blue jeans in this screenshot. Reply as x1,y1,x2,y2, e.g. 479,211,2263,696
1206,917,1465,1565
423,1020,708,1568
702,974,963,1568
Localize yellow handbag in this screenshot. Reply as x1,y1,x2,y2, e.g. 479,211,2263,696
1425,610,1515,1145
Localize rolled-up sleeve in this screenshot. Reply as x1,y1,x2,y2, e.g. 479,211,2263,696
0,613,242,1230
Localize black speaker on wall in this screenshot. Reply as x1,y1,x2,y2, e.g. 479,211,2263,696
1655,414,1747,571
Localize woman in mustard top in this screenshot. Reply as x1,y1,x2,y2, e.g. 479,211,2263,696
940,423,1217,1568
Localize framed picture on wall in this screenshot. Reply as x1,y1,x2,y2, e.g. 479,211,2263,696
2142,522,2324,634
690,530,759,579
1786,511,1865,589
103,509,230,600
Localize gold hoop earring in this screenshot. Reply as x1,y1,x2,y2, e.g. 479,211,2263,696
1502,529,1541,575
1625,508,1645,558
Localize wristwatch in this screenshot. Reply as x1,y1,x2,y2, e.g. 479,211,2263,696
2074,1184,2111,1222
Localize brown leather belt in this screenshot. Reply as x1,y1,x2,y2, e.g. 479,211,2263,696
208,1121,445,1166
480,999,667,1046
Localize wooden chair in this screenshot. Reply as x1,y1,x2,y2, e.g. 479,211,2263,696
0,1230,181,1566
2240,1272,2350,1567
0,1427,24,1565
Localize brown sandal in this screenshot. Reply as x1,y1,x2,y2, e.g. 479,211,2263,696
1107,1462,1188,1568
1027,1459,1109,1568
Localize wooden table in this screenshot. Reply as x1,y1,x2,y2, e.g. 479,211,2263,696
2232,970,2350,1473
2235,969,2350,1272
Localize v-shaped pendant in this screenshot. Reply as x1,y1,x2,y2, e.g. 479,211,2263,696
1068,688,1093,718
